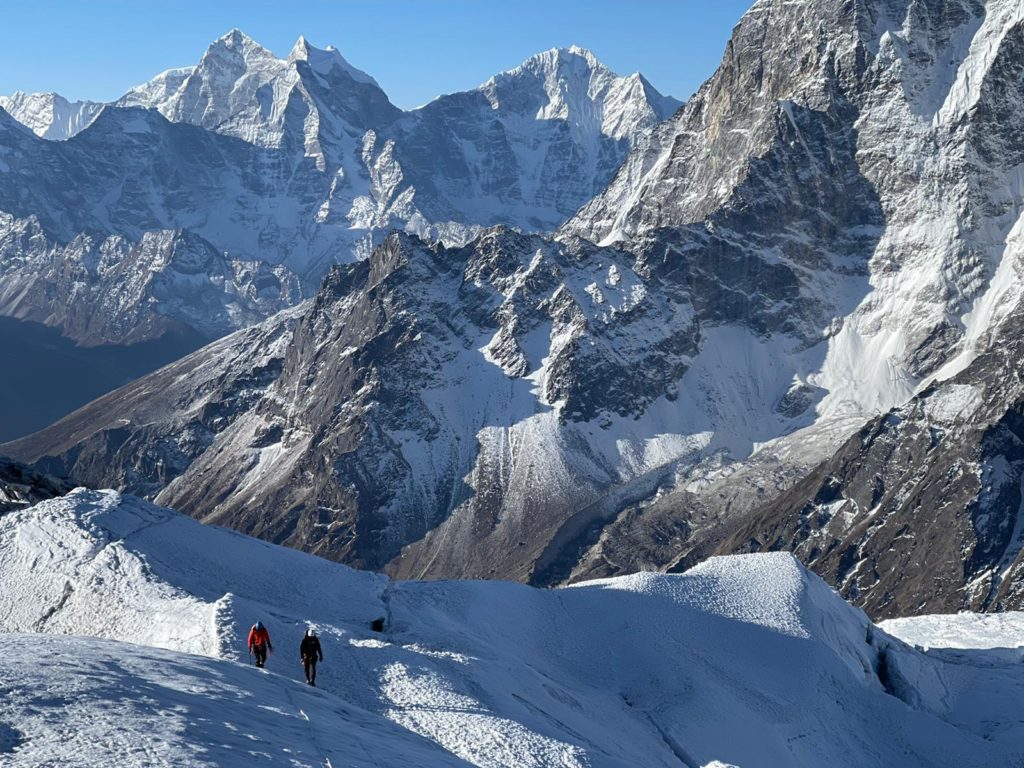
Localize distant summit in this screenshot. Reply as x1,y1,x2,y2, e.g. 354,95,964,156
0,91,104,140
0,30,678,348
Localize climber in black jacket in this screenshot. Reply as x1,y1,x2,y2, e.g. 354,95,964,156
300,628,324,686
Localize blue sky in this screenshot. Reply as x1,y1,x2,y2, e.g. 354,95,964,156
0,1,753,109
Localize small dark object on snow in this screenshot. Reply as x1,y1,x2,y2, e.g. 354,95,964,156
371,617,385,632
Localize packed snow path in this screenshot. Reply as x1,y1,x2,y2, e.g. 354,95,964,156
2,489,1024,766
0,634,469,767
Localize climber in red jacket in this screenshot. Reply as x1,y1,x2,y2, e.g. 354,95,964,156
248,621,273,668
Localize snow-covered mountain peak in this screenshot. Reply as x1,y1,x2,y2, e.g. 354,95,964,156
0,29,682,405
114,28,399,161
480,45,680,142
566,43,599,61
287,34,326,64
193,27,285,92
287,35,381,87
514,45,606,76
0,90,104,140
487,45,621,102
143,29,296,140
207,27,275,62
0,30,676,319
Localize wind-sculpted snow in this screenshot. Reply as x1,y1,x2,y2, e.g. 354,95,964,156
882,611,1024,650
590,556,814,639
0,634,470,767
0,490,385,652
2,491,1024,767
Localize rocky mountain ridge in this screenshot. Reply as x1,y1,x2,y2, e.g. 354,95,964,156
0,218,302,345
551,0,1024,612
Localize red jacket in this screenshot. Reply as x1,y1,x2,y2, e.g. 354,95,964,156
248,626,272,651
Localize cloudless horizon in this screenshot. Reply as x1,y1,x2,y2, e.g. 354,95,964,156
0,1,753,109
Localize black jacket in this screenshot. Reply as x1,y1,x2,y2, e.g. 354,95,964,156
300,635,323,662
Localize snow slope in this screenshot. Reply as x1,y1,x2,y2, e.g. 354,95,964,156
0,634,468,767
1,489,1022,767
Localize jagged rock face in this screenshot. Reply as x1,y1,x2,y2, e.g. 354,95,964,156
5,231,700,572
0,92,104,140
708,300,1024,619
1,192,873,581
0,217,301,345
565,0,875,242
568,0,1024,420
538,0,1024,612
0,456,72,513
0,33,676,345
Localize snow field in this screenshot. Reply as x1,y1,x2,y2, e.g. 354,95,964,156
2,489,1024,766
881,611,1024,652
